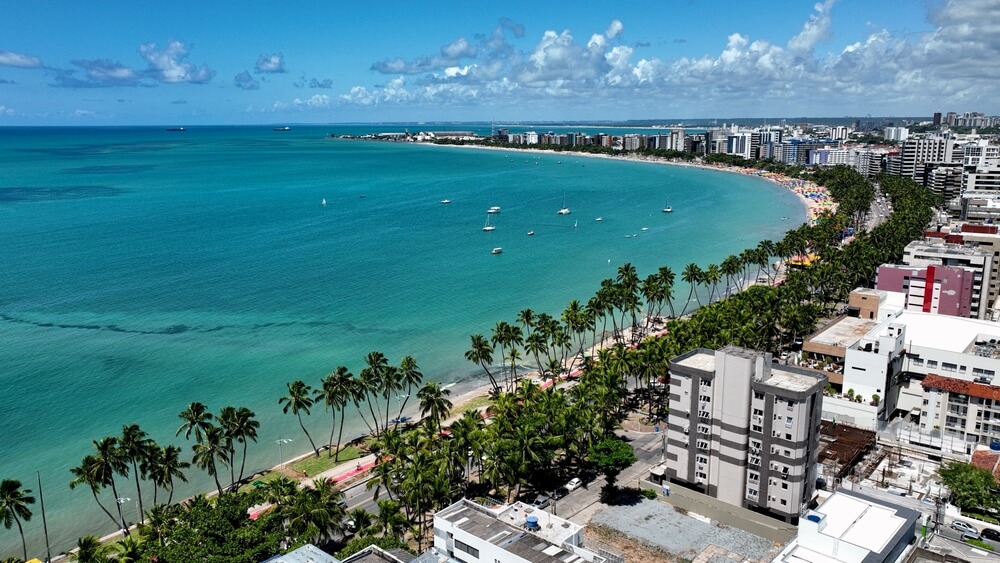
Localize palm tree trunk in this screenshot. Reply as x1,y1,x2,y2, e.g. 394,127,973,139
132,461,145,524
297,413,320,457
335,409,347,462
396,393,412,424
92,489,120,527
328,411,337,458
211,461,224,496
239,440,249,483
366,398,381,437
15,516,26,561
355,405,376,435
152,483,159,507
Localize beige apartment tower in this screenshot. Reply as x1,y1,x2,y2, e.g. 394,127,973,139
665,346,826,523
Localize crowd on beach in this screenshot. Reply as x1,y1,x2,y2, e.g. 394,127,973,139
706,164,837,223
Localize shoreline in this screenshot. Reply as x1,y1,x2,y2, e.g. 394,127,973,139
52,145,816,560
433,143,828,224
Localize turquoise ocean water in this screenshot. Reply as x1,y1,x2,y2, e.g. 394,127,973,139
0,125,805,556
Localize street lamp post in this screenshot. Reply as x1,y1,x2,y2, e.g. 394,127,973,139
276,438,293,469
115,497,131,538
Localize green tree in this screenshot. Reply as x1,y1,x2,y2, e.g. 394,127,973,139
588,437,637,490
191,424,230,496
70,535,109,563
318,366,354,460
417,382,453,434
279,380,320,457
938,461,999,511
0,479,34,561
143,444,189,505
69,454,119,528
119,424,153,522
176,401,213,443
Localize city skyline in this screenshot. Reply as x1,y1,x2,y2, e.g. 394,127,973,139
0,0,996,126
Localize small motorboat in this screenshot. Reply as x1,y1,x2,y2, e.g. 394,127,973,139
527,231,535,236
492,247,503,254
440,199,452,204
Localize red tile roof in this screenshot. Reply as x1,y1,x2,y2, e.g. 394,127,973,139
922,373,1000,401
970,448,1000,482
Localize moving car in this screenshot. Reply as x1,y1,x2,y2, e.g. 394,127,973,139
951,520,979,535
531,494,551,509
565,477,583,491
981,528,1000,542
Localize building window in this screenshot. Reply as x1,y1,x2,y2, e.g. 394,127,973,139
701,379,712,387
782,482,789,490
927,360,938,368
752,424,762,433
754,391,764,400
942,362,957,372
455,539,480,559
785,433,792,440
781,499,788,506
787,400,796,410
785,416,793,427
913,358,924,366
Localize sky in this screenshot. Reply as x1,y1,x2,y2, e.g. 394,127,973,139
0,0,997,125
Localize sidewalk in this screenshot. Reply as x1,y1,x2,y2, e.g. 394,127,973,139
311,453,378,486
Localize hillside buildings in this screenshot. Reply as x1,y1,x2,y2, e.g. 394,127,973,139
665,346,826,523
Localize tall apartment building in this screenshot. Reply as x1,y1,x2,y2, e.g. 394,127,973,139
665,346,826,523
876,264,976,318
901,239,995,319
899,137,955,184
883,127,909,142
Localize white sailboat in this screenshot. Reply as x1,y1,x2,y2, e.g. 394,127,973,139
321,198,327,206
662,196,673,213
483,214,496,231
557,194,571,215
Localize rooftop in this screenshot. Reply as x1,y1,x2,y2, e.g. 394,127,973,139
813,493,906,553
436,500,586,563
892,311,1000,354
674,350,716,372
922,373,1000,401
764,367,825,393
806,316,880,351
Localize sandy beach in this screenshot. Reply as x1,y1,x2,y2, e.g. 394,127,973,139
437,143,832,224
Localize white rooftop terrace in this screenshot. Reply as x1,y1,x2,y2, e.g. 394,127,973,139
674,351,716,372
889,310,1000,354
815,493,904,553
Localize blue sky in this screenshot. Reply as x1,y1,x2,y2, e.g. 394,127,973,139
0,0,995,125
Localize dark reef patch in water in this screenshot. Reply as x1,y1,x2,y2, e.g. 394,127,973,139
61,164,156,174
0,185,126,203
20,141,191,157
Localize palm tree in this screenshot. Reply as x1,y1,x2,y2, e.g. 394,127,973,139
348,507,374,536
71,535,109,563
217,406,240,487
0,479,34,561
191,424,229,496
465,333,499,394
395,355,423,425
92,436,129,533
69,454,119,528
318,366,353,460
176,401,214,443
279,380,320,457
417,382,453,434
119,424,153,522
144,444,189,505
112,534,143,563
227,407,259,484
375,498,409,537
680,262,703,316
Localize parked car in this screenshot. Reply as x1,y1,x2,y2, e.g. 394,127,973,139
565,477,583,491
531,494,550,509
981,528,1000,542
552,486,569,500
962,532,983,543
951,520,979,535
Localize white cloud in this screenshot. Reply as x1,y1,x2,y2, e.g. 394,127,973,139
293,94,331,109
337,2,1000,116
234,71,259,90
0,50,43,68
139,40,216,84
0,104,14,115
788,0,835,55
255,53,286,73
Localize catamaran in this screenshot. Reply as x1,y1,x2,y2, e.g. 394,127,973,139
483,214,496,232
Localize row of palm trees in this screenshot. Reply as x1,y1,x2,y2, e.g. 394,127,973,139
276,352,454,465
3,161,936,560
